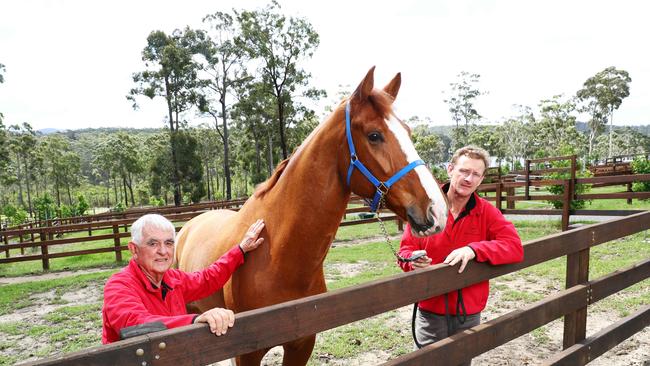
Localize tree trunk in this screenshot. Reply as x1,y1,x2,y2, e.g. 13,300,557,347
164,76,182,206
113,176,119,205
55,176,61,207
66,184,72,206
608,108,614,158
277,96,288,159
122,176,129,207
267,132,274,175
127,173,135,206
204,160,212,200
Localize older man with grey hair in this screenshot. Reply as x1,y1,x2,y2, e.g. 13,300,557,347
102,213,264,344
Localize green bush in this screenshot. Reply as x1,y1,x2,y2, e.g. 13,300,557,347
631,157,650,198
545,160,592,210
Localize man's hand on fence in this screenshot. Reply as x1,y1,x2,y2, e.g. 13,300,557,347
194,307,235,336
444,246,476,273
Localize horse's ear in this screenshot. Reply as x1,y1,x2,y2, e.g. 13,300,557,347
352,66,375,102
383,72,401,100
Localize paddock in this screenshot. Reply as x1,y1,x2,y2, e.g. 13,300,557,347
17,211,650,366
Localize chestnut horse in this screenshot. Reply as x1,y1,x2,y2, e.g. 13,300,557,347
175,67,448,365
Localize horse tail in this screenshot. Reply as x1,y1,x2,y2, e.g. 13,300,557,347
254,158,290,198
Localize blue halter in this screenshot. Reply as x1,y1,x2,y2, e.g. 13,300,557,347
345,101,425,212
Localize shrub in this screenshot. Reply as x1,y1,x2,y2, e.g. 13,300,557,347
631,157,650,198
545,160,592,210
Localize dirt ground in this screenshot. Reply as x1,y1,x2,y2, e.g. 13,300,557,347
2,258,648,365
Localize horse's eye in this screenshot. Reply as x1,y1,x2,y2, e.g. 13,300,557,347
367,131,384,144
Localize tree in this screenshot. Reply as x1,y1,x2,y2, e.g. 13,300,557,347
443,71,486,149
128,29,207,205
8,123,38,215
412,128,446,168
501,106,536,170
94,133,143,207
531,95,585,157
0,63,9,181
236,1,324,159
576,67,631,158
196,11,251,199
40,135,82,207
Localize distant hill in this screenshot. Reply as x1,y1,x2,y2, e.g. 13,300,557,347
38,128,63,135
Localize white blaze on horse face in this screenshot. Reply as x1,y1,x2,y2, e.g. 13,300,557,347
385,115,448,232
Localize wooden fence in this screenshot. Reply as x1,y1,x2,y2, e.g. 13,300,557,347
22,211,650,366
0,200,400,270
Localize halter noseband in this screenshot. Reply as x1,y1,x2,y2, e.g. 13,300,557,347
345,101,424,212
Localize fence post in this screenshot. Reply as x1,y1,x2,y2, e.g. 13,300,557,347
563,244,590,349
561,179,571,232
506,186,515,209
627,182,633,205
397,218,404,232
570,155,577,201
19,231,24,255
41,226,50,271
29,222,35,243
496,182,503,212
113,224,123,263
2,228,8,258
524,159,531,200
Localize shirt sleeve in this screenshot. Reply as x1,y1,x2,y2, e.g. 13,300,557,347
397,223,423,272
177,245,245,303
103,279,196,336
468,204,524,265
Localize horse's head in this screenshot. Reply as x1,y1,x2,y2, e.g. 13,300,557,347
339,67,448,237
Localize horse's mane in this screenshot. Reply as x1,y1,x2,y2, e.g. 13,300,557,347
253,158,290,198
253,90,394,199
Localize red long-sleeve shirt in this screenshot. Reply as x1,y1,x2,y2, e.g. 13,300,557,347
102,245,243,344
398,191,523,315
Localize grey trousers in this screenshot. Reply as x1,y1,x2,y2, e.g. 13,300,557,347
414,308,481,365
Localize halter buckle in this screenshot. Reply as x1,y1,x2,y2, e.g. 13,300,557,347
378,182,389,195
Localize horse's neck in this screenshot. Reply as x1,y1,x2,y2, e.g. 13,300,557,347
241,117,349,262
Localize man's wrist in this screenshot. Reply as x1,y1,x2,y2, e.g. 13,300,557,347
238,244,246,255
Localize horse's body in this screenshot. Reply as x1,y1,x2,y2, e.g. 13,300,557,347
176,67,448,365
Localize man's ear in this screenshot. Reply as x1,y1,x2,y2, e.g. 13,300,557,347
128,242,138,259
447,163,454,175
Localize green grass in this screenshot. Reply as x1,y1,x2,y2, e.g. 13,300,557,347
311,310,411,362
334,220,399,241
0,271,115,316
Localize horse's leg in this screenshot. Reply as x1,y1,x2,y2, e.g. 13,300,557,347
236,348,270,366
281,335,316,366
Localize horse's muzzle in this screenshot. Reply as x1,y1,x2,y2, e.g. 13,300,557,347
407,205,446,237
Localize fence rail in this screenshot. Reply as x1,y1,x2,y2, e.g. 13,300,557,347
21,211,650,366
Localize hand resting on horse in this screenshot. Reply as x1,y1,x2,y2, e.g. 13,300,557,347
194,219,265,336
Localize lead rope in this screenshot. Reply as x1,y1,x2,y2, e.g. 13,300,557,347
372,194,424,349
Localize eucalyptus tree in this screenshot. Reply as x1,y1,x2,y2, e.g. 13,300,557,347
500,106,535,170
0,63,8,181
468,126,505,165
94,132,143,207
191,126,223,200
195,11,251,200
7,123,38,215
236,1,324,159
532,95,585,157
576,67,631,158
40,134,82,206
128,28,207,205
231,81,276,182
443,71,486,149
412,128,446,169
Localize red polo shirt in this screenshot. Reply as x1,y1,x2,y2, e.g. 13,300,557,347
102,245,243,344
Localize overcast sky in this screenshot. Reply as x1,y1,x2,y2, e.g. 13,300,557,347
1,0,649,131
